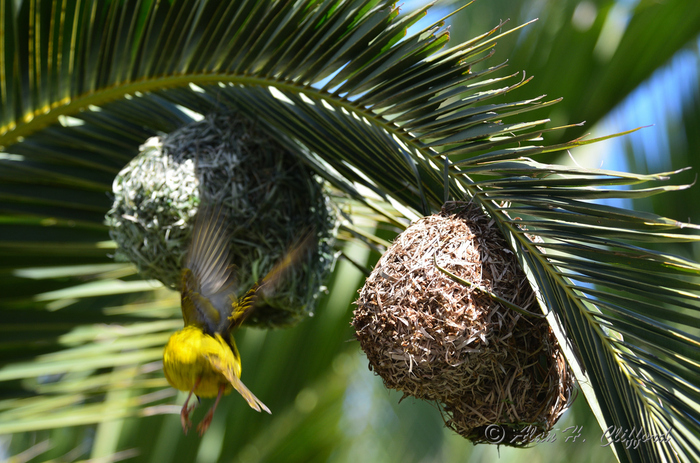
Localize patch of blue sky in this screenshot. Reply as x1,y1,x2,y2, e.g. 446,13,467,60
309,0,700,216
311,1,451,96
573,35,700,211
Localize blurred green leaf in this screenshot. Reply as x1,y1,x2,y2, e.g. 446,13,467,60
0,1,699,463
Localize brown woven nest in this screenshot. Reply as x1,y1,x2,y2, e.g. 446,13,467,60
353,201,575,446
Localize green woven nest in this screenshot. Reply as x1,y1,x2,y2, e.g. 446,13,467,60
105,112,337,328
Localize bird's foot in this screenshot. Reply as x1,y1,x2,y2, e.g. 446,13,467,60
180,381,201,435
180,401,198,435
197,384,224,436
197,409,215,436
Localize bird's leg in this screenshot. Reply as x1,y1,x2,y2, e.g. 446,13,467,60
197,384,225,436
181,377,202,434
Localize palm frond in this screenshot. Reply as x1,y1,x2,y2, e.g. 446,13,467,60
1,1,699,462
445,0,700,143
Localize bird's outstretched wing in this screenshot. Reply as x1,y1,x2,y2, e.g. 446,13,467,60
227,228,316,331
180,205,237,331
227,284,259,332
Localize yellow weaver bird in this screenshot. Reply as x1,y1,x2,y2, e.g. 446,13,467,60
163,205,310,435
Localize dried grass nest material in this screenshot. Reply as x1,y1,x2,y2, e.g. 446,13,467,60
353,202,574,446
105,112,337,328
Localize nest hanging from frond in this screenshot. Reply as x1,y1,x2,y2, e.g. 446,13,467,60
353,202,574,446
105,112,338,328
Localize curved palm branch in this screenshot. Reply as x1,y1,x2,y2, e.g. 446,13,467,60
444,0,700,144
1,1,699,462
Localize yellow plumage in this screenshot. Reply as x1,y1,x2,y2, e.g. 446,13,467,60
162,206,271,436
162,204,310,435
163,326,235,399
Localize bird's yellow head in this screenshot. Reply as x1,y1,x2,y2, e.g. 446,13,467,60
163,325,236,399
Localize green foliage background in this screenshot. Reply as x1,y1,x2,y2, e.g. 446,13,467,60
1,1,699,462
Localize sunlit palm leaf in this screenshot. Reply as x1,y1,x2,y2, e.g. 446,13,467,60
446,0,700,144
1,1,699,462
452,158,700,462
